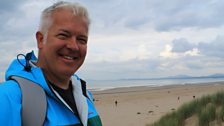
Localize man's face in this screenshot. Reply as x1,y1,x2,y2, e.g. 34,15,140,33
37,9,88,81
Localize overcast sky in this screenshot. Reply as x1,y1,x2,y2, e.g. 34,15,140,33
1,0,224,81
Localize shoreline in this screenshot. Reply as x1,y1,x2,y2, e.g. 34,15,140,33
92,81,224,95
92,81,224,126
89,80,224,92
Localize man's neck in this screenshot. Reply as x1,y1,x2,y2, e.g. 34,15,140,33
36,60,71,89
42,69,70,89
47,75,70,89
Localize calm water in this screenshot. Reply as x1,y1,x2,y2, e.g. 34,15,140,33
87,77,224,91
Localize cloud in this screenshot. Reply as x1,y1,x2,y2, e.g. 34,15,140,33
79,58,163,80
184,48,200,56
159,44,200,59
161,35,224,59
160,44,179,58
198,36,224,58
85,0,224,34
158,35,224,75
171,38,195,52
0,0,31,32
0,0,25,12
149,0,224,31
81,0,152,32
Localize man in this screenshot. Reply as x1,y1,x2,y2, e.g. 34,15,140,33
0,1,102,126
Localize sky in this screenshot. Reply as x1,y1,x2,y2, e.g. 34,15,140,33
0,0,224,81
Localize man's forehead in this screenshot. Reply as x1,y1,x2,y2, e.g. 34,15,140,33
57,28,88,37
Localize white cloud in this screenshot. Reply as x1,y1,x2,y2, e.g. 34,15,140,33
184,48,200,56
159,44,200,59
160,44,179,59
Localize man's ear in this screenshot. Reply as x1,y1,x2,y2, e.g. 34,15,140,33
36,31,44,49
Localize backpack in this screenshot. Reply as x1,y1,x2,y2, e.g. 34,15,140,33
10,76,89,126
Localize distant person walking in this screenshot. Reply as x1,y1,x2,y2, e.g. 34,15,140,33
115,100,118,106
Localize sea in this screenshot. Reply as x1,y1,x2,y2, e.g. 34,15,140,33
87,77,224,91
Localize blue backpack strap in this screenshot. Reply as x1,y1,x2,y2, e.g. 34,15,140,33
10,76,47,126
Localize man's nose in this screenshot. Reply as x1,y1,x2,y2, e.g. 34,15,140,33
66,37,79,50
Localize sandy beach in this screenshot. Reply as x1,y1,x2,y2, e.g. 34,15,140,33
92,82,224,126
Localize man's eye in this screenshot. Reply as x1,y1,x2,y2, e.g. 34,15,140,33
77,38,87,44
57,33,69,39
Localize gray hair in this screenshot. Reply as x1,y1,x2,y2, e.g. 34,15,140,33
38,1,90,35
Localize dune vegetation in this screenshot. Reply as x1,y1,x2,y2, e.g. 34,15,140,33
148,91,224,126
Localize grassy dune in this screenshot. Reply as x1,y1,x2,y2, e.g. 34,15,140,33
148,91,224,126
